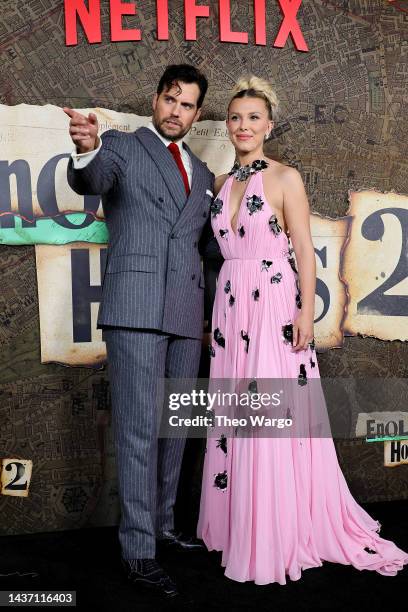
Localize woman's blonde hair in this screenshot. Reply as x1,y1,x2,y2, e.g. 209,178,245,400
229,75,279,122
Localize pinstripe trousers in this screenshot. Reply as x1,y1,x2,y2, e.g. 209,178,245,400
103,327,201,559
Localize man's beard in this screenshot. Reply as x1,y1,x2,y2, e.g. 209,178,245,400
154,117,188,142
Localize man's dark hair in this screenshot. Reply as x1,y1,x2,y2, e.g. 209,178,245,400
157,64,208,109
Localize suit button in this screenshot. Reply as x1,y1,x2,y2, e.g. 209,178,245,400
170,233,176,239
158,197,164,203
202,211,207,217
191,274,196,280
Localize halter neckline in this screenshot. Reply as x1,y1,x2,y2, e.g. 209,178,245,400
228,159,269,182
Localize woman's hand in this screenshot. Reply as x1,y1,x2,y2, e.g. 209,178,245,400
292,311,314,352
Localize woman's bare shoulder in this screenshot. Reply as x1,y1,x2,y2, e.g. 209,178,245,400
214,173,229,196
264,159,303,184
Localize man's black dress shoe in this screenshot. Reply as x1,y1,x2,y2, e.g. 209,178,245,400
157,529,205,551
122,558,179,598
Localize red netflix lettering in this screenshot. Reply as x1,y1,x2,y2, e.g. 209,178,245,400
64,0,102,46
156,0,169,40
184,0,210,40
63,0,309,51
110,0,141,42
274,0,308,52
254,0,266,45
219,0,248,44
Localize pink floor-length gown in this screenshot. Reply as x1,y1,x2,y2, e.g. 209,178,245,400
197,169,408,585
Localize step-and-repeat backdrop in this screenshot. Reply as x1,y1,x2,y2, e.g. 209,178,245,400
0,0,407,534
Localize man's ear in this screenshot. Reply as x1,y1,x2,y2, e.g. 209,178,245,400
194,107,202,122
152,93,158,111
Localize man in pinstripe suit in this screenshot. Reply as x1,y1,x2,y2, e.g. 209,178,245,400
64,65,214,599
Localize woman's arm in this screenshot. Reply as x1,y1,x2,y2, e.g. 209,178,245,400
198,174,228,336
281,166,316,351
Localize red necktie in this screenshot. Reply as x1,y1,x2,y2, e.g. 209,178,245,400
168,142,190,195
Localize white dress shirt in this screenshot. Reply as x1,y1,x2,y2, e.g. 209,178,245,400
71,121,192,187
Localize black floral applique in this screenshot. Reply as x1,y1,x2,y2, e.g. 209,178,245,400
241,330,250,353
295,280,302,309
282,323,293,345
248,380,258,394
214,328,225,348
207,408,215,427
229,159,268,181
238,225,245,238
252,288,260,301
216,434,227,454
253,159,269,172
246,194,264,215
288,256,298,274
229,295,235,306
210,198,223,218
261,260,273,271
298,364,307,386
309,338,315,351
208,344,216,358
269,214,282,236
219,229,229,239
224,280,231,294
310,356,316,368
214,470,228,490
271,272,282,284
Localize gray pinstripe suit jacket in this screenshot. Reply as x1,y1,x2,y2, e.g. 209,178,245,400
67,127,215,340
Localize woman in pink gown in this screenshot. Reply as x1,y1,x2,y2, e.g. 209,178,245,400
197,76,408,585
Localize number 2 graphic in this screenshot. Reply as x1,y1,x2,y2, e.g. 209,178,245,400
1,459,32,497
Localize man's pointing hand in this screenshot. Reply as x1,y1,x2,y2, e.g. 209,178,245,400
63,107,99,154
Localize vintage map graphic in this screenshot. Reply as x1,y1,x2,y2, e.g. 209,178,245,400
1,0,407,534
0,105,406,362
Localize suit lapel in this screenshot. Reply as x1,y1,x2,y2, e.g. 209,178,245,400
173,145,208,229
185,143,206,202
135,127,187,212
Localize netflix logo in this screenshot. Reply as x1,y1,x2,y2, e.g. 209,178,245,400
63,0,309,51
